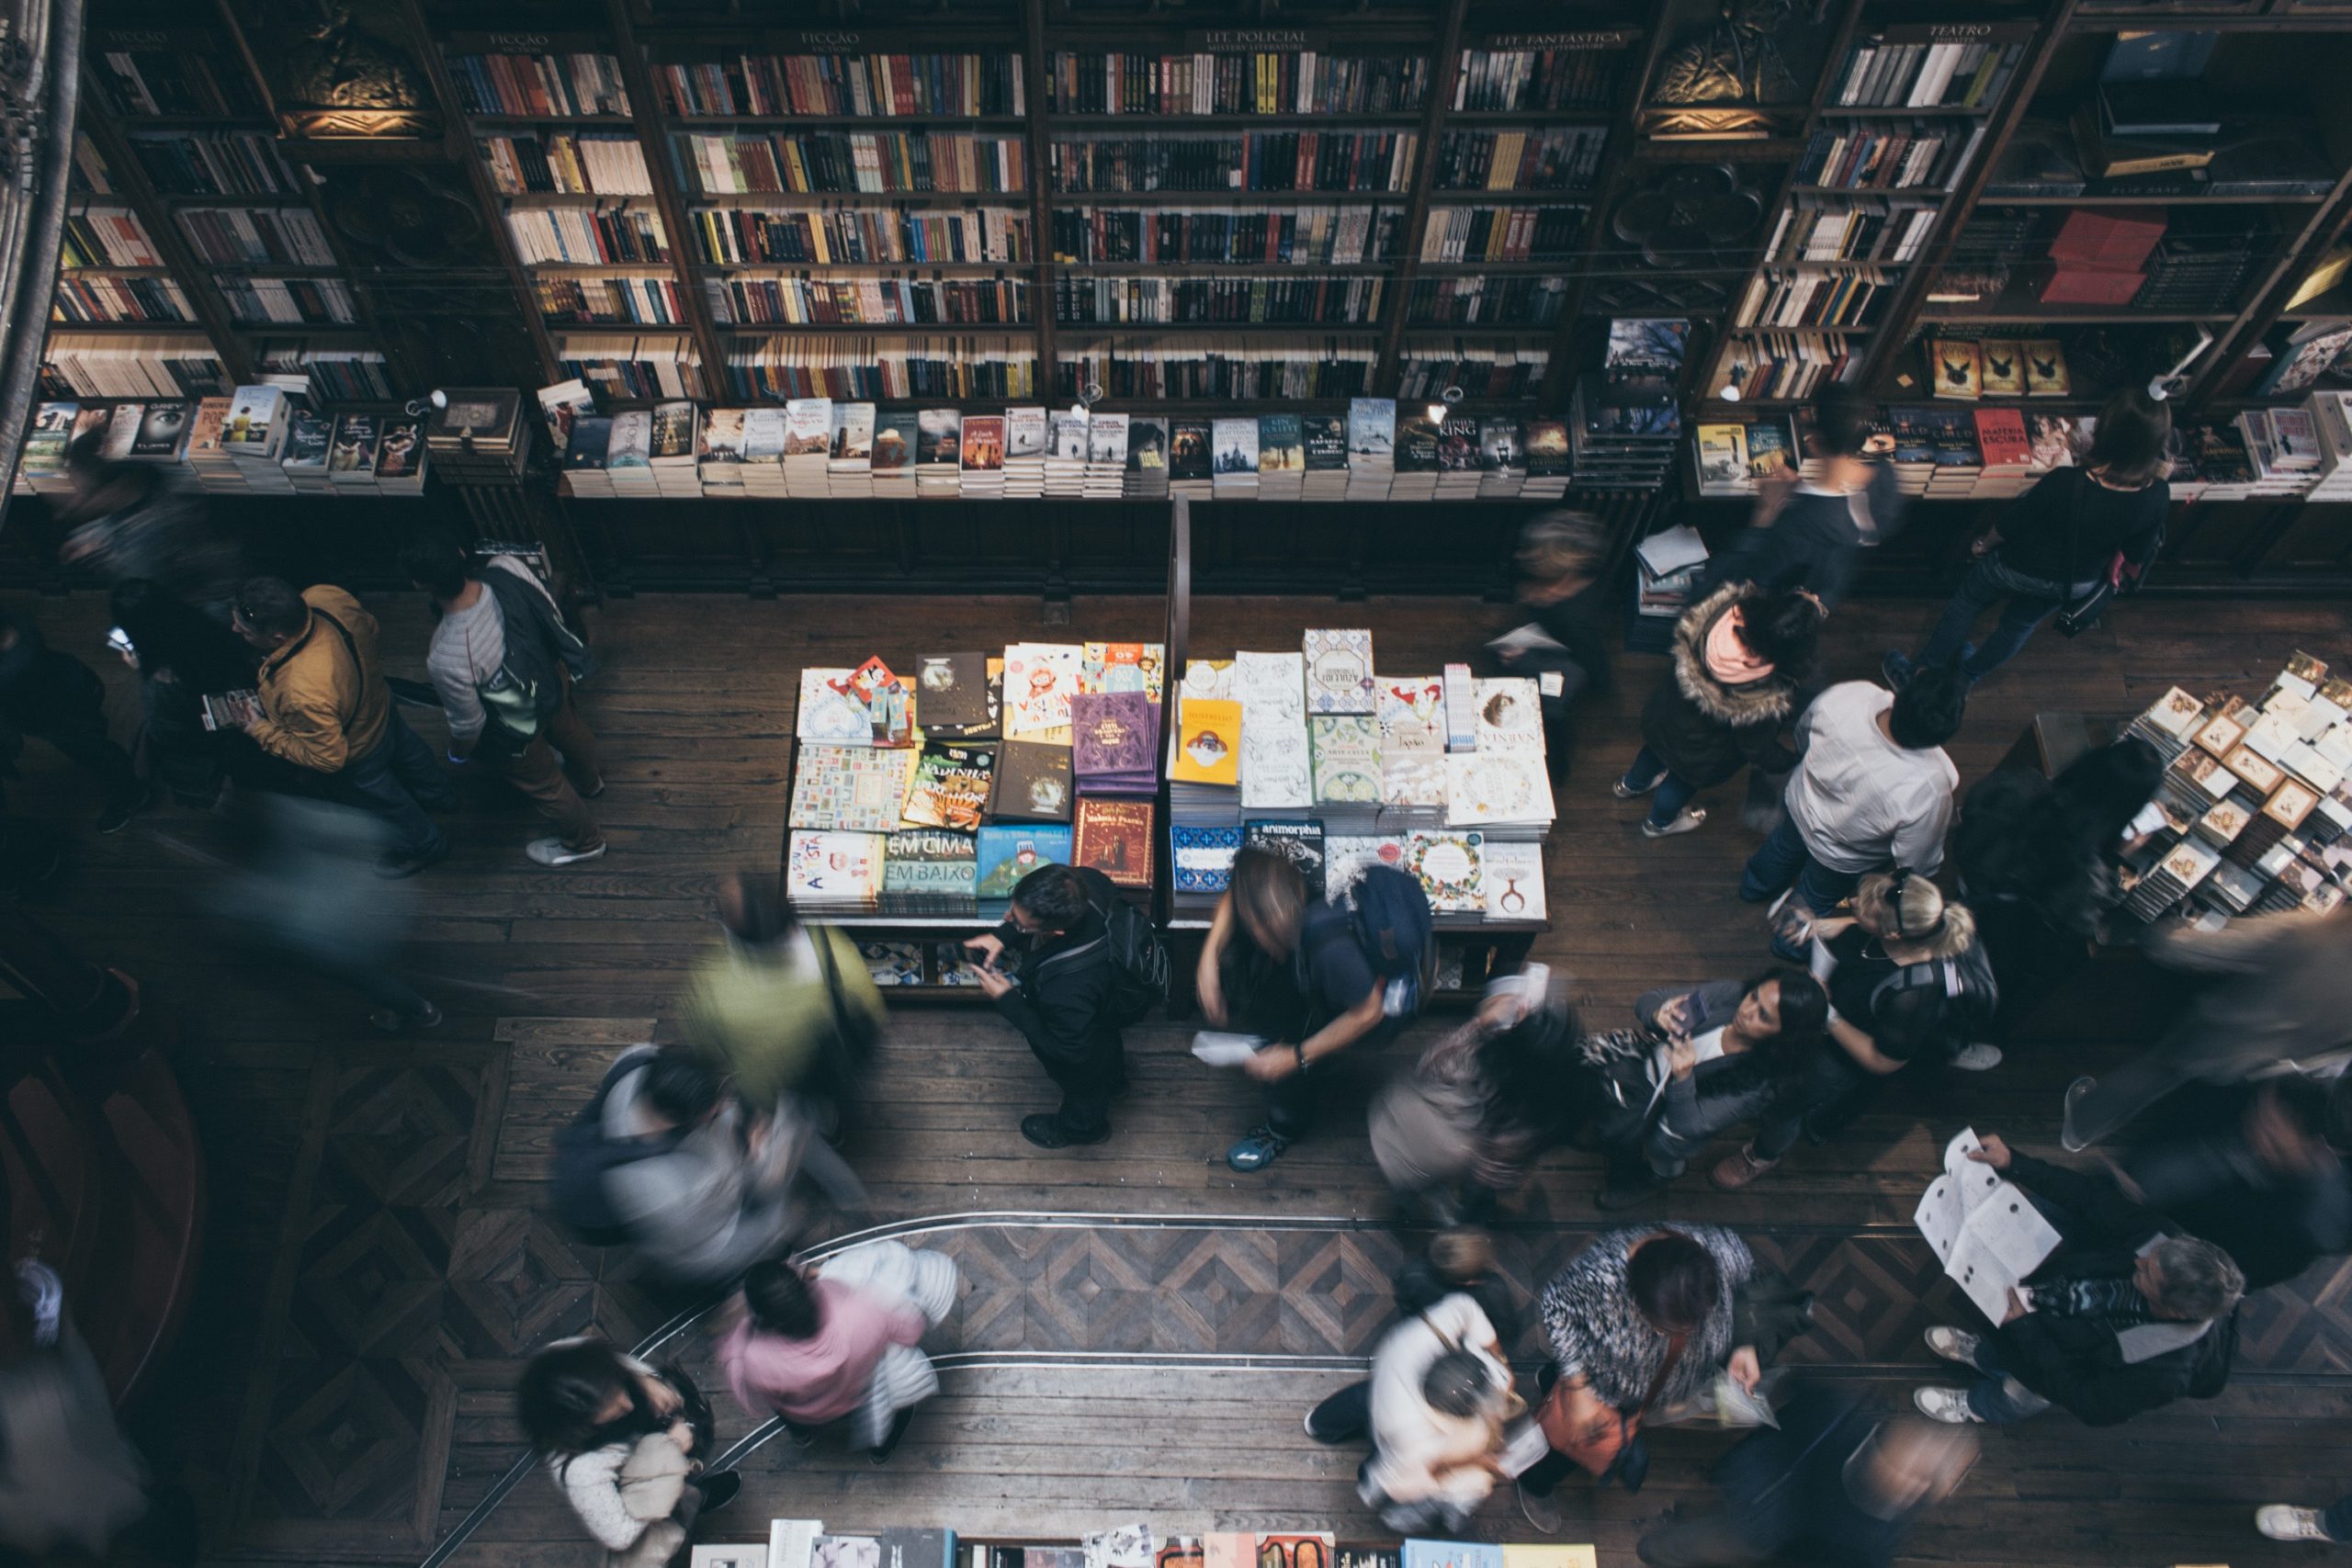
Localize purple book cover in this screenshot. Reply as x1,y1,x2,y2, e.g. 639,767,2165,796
1071,690,1157,780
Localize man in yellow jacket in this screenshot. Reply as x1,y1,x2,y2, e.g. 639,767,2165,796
232,577,458,876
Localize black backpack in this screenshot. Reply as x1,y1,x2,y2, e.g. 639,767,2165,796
548,1050,686,1246
1034,889,1170,1028
1344,864,1436,1019
1868,942,2000,1061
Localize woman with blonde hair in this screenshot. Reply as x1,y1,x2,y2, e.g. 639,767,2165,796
1712,871,1997,1190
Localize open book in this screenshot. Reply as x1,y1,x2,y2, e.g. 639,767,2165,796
1913,1128,2062,1323
199,689,263,732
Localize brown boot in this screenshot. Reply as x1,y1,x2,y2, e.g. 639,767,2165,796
1709,1144,1780,1191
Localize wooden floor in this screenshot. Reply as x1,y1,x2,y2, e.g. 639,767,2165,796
6,583,2352,1568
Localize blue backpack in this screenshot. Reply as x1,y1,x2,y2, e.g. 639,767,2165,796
1345,864,1436,1019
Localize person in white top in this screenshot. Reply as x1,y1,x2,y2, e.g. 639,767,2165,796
1302,1291,1518,1534
1741,666,1967,962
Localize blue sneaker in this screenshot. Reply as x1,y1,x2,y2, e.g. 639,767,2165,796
1227,1126,1291,1171
1881,649,1917,690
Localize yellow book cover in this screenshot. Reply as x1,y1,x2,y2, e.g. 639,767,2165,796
1500,1549,1596,1568
1978,338,2026,398
1170,696,1242,785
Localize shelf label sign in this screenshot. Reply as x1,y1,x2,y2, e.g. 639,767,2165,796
1882,21,2038,42
1186,28,1321,51
1481,28,1642,50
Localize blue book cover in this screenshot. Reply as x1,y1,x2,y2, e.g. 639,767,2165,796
1170,823,1242,893
976,824,1073,898
1402,1545,1502,1568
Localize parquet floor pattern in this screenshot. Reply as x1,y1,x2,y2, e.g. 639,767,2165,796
5,585,2351,1568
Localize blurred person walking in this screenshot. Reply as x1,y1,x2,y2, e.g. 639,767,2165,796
399,527,608,867
56,438,243,619
231,577,456,876
107,577,261,807
1496,512,1612,780
0,604,148,832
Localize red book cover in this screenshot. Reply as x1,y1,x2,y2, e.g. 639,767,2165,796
1973,406,2032,467
1073,797,1154,887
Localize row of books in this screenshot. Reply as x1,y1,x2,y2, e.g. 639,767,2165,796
1055,339,1377,401
677,131,1027,197
62,209,162,269
1920,335,2074,400
1046,133,1421,195
1415,206,1586,264
548,399,1600,503
1706,331,1860,402
1396,344,1552,401
716,1518,1600,1568
51,274,195,325
1046,52,1430,118
1430,128,1604,193
1451,45,1627,113
1791,121,1985,191
656,53,1024,120
709,276,1029,328
219,276,357,327
260,345,395,405
1049,207,1399,267
537,276,686,327
94,48,255,120
1407,276,1568,327
695,207,1030,267
1564,320,1686,491
505,206,671,268
721,338,1037,402
2118,662,2352,928
39,333,229,400
1764,202,1937,265
124,130,293,197
17,389,426,498
444,51,631,119
479,133,656,197
556,334,707,402
1052,276,1385,327
1733,267,1893,331
1832,35,2023,109
174,206,334,267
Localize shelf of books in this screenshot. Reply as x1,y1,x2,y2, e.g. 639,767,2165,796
781,643,1165,997
687,1519,1602,1568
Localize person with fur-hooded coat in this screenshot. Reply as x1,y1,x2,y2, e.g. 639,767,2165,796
1614,582,1821,839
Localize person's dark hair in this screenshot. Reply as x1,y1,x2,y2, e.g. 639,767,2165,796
516,1338,640,1456
741,1259,823,1339
1229,845,1306,957
2086,387,2172,490
233,577,311,639
1420,1348,1496,1418
1012,863,1090,931
1889,660,1968,750
2050,737,2162,844
717,871,796,945
1736,969,1827,1084
638,1048,722,1125
1626,1231,1720,1335
1812,383,1872,458
1481,995,1585,1141
1734,590,1821,674
396,526,474,601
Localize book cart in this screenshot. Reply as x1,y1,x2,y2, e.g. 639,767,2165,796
777,499,1552,1007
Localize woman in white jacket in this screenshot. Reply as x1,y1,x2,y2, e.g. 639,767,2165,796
517,1337,741,1568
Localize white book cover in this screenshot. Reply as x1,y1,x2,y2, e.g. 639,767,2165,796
785,830,885,902
742,406,786,461
1302,627,1375,715
1376,675,1446,752
1181,659,1235,703
1326,834,1407,901
797,668,871,744
783,399,834,457
1379,751,1448,807
1444,751,1554,826
1005,406,1048,457
1004,642,1083,738
1474,677,1547,755
1240,728,1313,809
1234,650,1306,717
1482,841,1545,920
769,1518,823,1568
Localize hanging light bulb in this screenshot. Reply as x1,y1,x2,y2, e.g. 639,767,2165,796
1428,384,1464,425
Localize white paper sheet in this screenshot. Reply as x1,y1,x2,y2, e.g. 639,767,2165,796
1913,1128,2063,1323
1191,1032,1268,1067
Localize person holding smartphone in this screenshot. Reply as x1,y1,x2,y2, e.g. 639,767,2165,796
965,863,1128,1150
0,606,147,833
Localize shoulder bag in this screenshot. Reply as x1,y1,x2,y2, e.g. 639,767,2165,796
1534,1321,1687,1480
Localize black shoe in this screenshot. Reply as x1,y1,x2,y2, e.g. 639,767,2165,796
869,1406,915,1465
369,999,443,1034
692,1471,741,1512
377,840,450,879
1022,1112,1110,1149
1596,1169,1668,1212
96,785,153,835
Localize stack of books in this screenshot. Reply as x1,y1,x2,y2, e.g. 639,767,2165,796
424,388,530,484
1390,410,1440,502
1345,398,1396,500
919,408,967,498
1124,419,1170,499
1044,409,1088,495
783,398,834,495
1169,420,1212,500
1434,417,1483,501
1569,319,1686,490
1170,660,1244,912
697,407,748,497
959,412,1007,499
1083,412,1127,497
649,400,702,497
871,411,917,498
222,381,304,491
279,407,335,493
2236,407,2322,497
1003,406,1047,497
1302,413,1349,500
828,403,876,497
1209,416,1259,500
1257,412,1306,501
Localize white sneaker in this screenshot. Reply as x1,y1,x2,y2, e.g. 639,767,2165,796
527,837,608,867
1517,1480,1562,1535
2061,1075,2098,1153
1951,1043,2004,1072
1641,807,1706,840
1912,1387,1983,1424
1925,1325,1984,1368
2258,1506,2337,1542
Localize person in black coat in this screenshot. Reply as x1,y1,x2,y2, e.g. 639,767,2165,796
1498,513,1612,781
967,863,1126,1150
1634,1380,1977,1568
1914,1134,2244,1427
108,577,265,807
0,607,146,832
1614,582,1818,840
1698,384,1906,615
2125,1081,2352,1294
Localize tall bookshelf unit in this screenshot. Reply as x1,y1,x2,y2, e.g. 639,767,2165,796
16,0,2352,594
